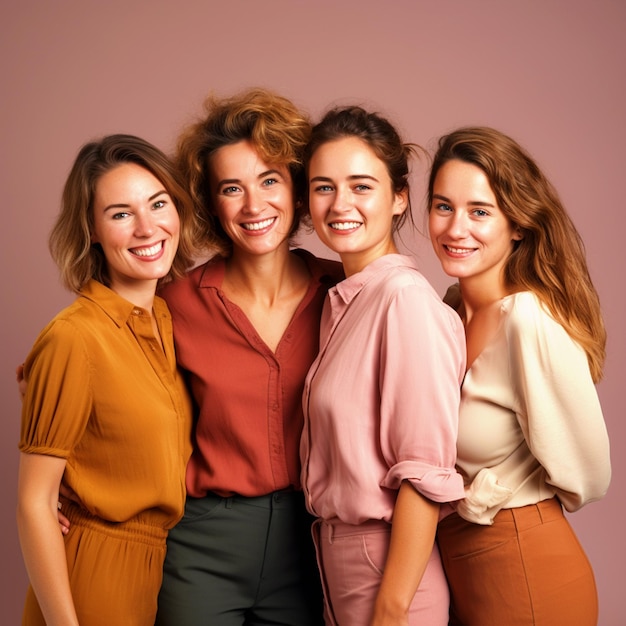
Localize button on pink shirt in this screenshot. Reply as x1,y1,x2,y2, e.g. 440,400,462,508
301,255,466,525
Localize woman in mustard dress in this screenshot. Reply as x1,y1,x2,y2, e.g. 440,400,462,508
17,135,201,626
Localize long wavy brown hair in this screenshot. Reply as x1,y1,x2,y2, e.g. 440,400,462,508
428,126,606,381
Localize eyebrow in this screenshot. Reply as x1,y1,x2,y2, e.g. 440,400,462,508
310,174,380,183
103,189,167,212
432,193,495,208
217,169,284,187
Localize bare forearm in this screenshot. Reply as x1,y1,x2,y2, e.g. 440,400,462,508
17,453,79,626
370,481,439,626
17,502,80,626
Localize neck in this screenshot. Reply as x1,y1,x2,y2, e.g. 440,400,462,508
110,281,157,313
458,274,512,322
341,242,399,277
226,245,305,304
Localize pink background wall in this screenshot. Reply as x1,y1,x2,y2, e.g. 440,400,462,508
2,1,624,622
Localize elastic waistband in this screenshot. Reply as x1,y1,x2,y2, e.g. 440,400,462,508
493,497,563,531
59,496,167,546
319,518,390,542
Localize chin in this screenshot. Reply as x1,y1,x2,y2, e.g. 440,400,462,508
440,264,465,279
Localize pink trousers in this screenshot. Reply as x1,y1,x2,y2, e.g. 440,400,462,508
313,518,449,626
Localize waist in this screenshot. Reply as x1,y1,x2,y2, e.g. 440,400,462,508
319,518,390,540
442,497,564,532
59,496,168,544
187,450,302,498
190,488,303,510
493,497,563,530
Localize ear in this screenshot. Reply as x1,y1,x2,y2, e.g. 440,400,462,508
512,226,524,241
392,188,409,216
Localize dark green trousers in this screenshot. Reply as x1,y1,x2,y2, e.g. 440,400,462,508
155,490,324,625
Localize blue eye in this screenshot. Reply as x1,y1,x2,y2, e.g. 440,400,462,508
112,211,130,220
313,184,333,193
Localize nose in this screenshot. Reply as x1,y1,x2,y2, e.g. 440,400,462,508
134,210,156,237
447,211,470,238
330,186,351,213
243,188,262,215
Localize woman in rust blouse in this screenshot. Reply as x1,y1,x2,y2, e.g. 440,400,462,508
155,88,342,626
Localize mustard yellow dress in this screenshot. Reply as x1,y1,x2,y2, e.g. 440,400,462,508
19,280,192,626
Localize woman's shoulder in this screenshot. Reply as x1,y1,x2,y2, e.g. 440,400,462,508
502,291,567,341
369,263,457,324
292,248,344,282
379,259,442,299
26,299,95,368
159,256,225,299
503,291,549,321
43,294,103,332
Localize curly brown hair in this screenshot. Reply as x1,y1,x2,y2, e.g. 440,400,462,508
175,88,312,257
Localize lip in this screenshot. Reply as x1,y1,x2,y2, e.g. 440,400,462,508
129,240,165,260
328,220,362,234
240,216,277,234
442,243,475,258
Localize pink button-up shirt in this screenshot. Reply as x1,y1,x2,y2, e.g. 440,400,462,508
301,255,466,525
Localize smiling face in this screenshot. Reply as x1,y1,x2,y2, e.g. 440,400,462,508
208,140,295,259
428,159,522,289
91,162,180,302
308,136,407,276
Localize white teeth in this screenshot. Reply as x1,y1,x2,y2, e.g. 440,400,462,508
131,242,162,257
446,245,473,254
242,217,275,231
329,221,361,231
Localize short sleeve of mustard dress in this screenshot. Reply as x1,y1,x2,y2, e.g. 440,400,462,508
19,280,192,626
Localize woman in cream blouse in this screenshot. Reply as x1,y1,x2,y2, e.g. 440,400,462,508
428,126,610,626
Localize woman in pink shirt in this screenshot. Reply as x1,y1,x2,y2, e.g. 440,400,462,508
300,106,466,626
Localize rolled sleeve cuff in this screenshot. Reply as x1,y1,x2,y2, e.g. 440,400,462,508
456,468,513,525
382,460,466,503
